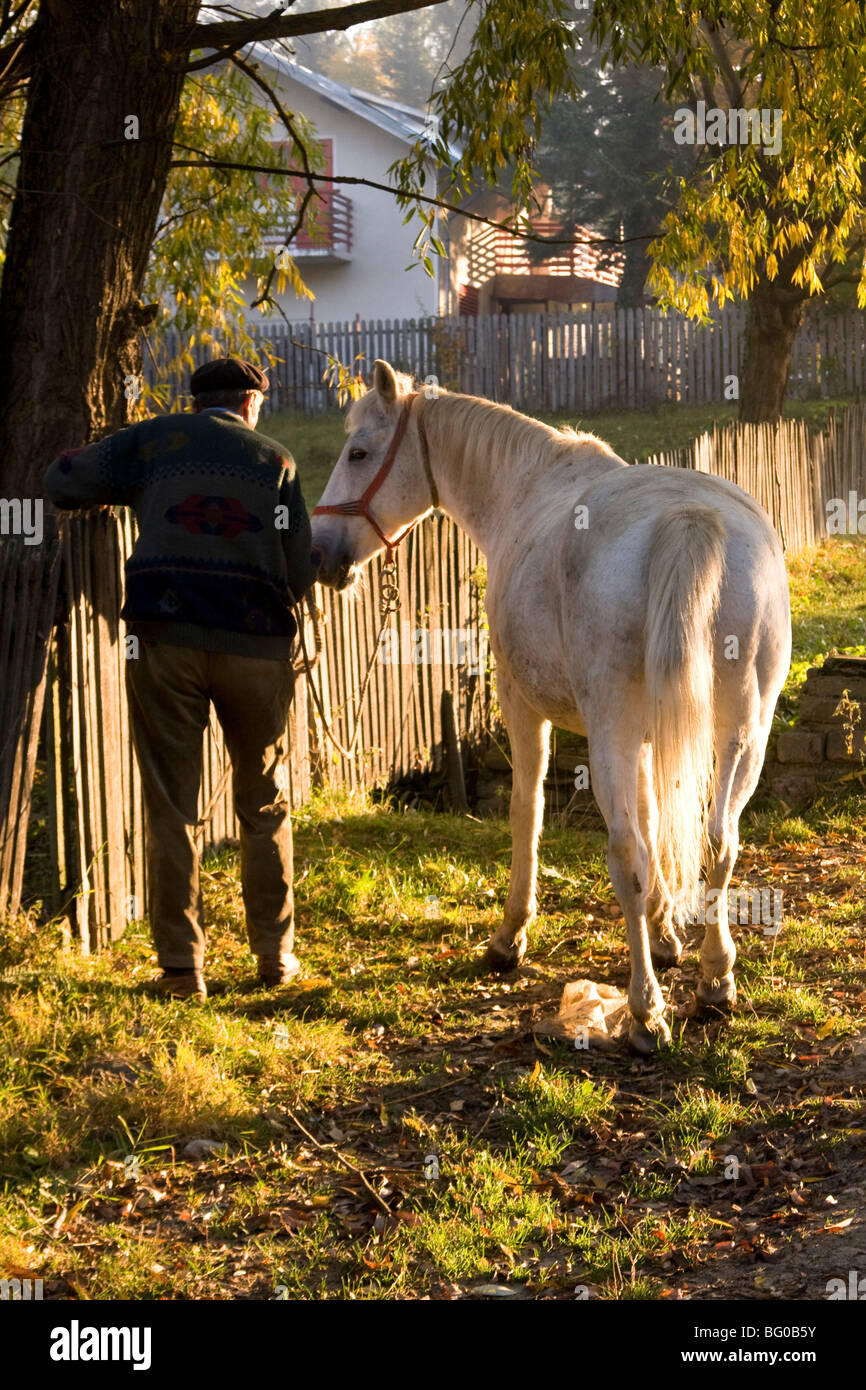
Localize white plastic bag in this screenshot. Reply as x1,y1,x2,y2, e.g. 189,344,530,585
534,979,629,1048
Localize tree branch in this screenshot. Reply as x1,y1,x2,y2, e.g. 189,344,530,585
153,190,224,240
0,28,30,98
169,144,656,249
228,52,321,307
0,0,34,47
820,246,866,289
183,0,453,72
820,272,864,288
697,19,744,109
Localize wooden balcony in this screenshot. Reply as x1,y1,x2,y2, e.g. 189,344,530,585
467,220,620,288
275,190,353,262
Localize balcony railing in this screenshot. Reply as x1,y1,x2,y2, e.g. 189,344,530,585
290,190,353,257
467,220,620,287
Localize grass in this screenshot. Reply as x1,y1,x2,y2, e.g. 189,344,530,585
780,538,866,719
657,1084,749,1155
2,775,864,1299
263,396,856,504
3,516,866,1301
3,819,865,1298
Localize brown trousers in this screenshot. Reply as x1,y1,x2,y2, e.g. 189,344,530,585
126,641,295,970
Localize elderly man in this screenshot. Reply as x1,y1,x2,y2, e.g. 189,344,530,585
44,357,320,1000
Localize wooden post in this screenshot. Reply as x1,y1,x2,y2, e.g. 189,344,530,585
441,689,468,813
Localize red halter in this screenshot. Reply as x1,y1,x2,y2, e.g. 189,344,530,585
312,393,423,562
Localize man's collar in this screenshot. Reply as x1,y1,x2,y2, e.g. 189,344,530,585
198,407,249,425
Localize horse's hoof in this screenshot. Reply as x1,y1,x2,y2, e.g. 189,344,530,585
696,975,737,1014
628,1015,672,1054
481,943,521,974
650,936,683,971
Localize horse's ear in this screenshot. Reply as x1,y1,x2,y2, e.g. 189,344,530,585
373,359,398,405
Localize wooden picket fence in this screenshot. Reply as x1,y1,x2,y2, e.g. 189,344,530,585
5,403,866,941
148,306,866,414
0,535,62,918
646,407,866,555
452,305,865,410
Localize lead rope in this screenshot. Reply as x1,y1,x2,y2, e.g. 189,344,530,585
296,559,401,759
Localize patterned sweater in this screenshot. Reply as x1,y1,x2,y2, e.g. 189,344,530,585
44,408,320,659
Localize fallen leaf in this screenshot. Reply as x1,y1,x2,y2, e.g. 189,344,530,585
470,1284,523,1298
182,1139,226,1160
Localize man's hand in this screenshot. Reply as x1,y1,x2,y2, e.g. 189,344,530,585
51,448,113,512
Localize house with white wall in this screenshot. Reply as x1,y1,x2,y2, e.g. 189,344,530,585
196,7,621,329
237,46,457,324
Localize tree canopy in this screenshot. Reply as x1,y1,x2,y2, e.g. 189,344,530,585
295,0,470,108
580,1,866,416
144,59,324,414
591,0,866,311
533,21,696,306
3,0,866,486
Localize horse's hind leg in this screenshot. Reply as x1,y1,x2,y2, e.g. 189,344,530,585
698,709,770,1012
638,741,682,969
590,726,670,1053
483,671,550,973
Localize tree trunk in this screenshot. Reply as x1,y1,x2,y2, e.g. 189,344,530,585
616,225,652,308
0,0,199,496
738,278,805,423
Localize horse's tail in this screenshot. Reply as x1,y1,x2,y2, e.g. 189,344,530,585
644,505,726,910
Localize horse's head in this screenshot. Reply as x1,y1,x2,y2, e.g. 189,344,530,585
311,359,436,589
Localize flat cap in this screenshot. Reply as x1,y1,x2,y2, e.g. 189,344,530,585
190,356,269,396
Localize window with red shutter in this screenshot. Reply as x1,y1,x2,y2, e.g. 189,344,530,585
268,137,333,249
257,138,351,256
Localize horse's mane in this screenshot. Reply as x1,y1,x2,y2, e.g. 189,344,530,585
349,383,624,476
422,391,631,489
426,391,621,473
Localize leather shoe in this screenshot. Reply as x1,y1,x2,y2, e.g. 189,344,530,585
257,953,301,986
144,970,206,1000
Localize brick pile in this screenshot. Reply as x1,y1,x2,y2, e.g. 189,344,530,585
766,655,866,802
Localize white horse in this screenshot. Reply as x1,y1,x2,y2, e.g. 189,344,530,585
311,362,791,1052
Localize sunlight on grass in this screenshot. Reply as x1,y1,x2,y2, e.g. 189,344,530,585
777,536,866,723
502,1068,614,1160
658,1083,749,1154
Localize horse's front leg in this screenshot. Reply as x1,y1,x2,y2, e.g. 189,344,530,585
483,674,550,973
